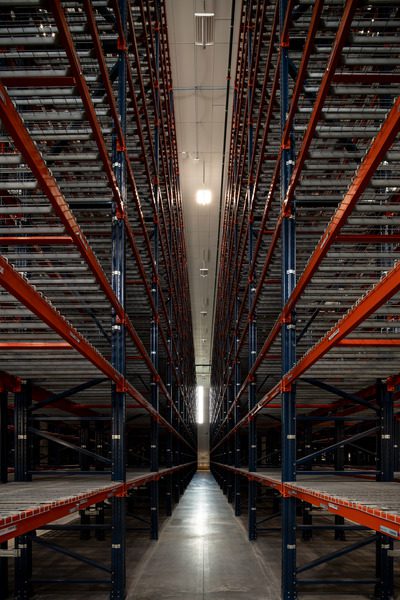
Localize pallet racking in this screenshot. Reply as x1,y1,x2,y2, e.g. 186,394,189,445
210,1,400,598
0,1,196,598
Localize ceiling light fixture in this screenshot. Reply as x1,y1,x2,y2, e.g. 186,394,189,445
196,189,212,205
194,11,215,48
196,159,212,205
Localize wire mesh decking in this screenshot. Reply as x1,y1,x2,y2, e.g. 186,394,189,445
0,1,196,597
210,1,400,598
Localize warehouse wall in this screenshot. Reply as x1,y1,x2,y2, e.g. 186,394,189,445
197,386,210,469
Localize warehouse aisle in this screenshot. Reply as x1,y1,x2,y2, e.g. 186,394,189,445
128,472,278,599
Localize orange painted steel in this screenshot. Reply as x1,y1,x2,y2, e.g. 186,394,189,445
0,463,196,544
215,464,400,541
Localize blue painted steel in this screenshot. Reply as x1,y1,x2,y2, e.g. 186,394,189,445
166,86,174,516
279,0,297,596
298,579,378,586
14,389,32,600
31,535,112,573
0,540,7,600
80,421,90,475
14,535,32,600
166,295,173,516
375,380,394,599
29,378,107,412
111,1,127,596
150,0,161,542
297,535,376,574
296,426,378,466
0,391,7,484
15,382,31,482
334,421,346,540
31,579,111,585
232,81,241,518
302,378,377,412
247,2,257,542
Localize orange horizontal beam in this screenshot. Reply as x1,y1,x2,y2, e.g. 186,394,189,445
337,234,400,244
1,76,75,88
283,95,400,320
215,464,400,540
286,260,400,387
0,236,74,246
338,339,400,347
0,342,72,350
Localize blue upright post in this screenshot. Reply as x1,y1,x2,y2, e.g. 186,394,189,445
14,383,32,600
280,0,297,597
247,3,257,542
232,82,241,518
166,295,173,517
15,383,31,483
375,380,394,600
80,421,91,540
111,1,127,597
174,388,181,503
0,390,8,600
150,0,161,541
0,390,7,484
166,87,175,517
334,420,345,540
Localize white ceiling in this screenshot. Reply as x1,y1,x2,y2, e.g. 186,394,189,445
166,0,239,386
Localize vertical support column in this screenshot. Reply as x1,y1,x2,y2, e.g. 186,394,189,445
375,380,394,600
174,388,181,503
149,0,161,541
166,81,174,512
0,390,7,484
232,75,241,517
14,383,32,600
96,421,105,541
227,382,233,502
0,540,7,600
111,2,127,597
166,299,173,517
227,385,233,503
14,383,31,483
14,536,32,600
394,419,400,472
301,423,312,541
80,422,90,471
234,364,241,516
247,3,257,542
280,0,297,597
334,420,345,540
80,421,91,540
0,390,8,599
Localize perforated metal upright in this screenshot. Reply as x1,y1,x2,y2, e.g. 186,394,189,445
0,0,196,597
111,1,128,596
279,0,297,595
210,1,400,598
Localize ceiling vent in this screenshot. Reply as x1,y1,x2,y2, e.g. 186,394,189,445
194,12,215,48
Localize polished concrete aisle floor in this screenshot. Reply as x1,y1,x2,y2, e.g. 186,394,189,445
128,472,278,599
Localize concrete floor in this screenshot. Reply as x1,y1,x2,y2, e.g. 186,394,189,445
128,472,277,599
15,472,398,599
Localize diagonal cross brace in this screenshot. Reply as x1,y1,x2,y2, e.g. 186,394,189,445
29,378,108,412
301,378,378,412
296,426,379,466
29,427,111,465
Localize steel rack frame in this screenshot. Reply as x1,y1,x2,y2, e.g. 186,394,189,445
0,1,196,598
210,1,400,598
